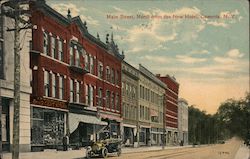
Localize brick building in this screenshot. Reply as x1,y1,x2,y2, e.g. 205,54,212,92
156,74,179,146
29,0,123,150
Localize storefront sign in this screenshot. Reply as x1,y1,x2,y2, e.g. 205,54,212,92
31,96,68,110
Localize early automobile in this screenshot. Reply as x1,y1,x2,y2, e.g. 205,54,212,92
86,131,122,158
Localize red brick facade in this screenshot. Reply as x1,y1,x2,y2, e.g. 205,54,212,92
30,1,123,116
156,75,179,129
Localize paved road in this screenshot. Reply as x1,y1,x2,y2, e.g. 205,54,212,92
2,138,249,159
109,138,247,159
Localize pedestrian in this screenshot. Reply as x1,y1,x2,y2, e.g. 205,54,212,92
63,134,69,151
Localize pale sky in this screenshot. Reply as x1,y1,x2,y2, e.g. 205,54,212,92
47,0,249,114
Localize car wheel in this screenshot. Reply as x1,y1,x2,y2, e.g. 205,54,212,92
102,147,108,158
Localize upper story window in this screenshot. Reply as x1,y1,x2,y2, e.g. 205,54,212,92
51,73,56,98
58,39,64,62
70,79,74,102
106,90,110,108
97,87,103,106
51,36,56,58
75,49,80,67
70,46,74,66
43,32,49,55
106,66,110,82
58,75,64,100
111,68,115,84
115,70,119,85
44,71,50,97
85,53,90,71
116,93,120,111
111,92,115,110
76,81,80,103
98,61,103,78
90,56,94,74
85,84,94,106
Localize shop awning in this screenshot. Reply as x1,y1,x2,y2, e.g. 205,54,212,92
69,113,108,133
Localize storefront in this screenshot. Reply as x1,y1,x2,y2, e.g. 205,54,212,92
123,124,136,147
68,112,107,148
139,127,150,146
151,128,164,146
31,106,66,151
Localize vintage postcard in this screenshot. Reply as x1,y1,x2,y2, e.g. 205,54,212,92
0,0,249,159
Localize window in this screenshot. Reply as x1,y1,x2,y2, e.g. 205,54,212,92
98,62,103,78
59,76,64,99
111,68,115,84
51,36,56,58
106,66,110,81
85,53,90,71
98,87,102,106
115,70,119,85
70,79,74,102
58,39,63,61
70,46,74,65
85,84,89,105
111,93,114,110
43,32,49,55
44,71,50,96
75,49,80,67
90,56,94,74
90,85,94,106
51,73,56,98
106,90,110,108
116,94,120,111
76,81,80,103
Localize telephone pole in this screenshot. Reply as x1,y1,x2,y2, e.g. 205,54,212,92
2,1,32,158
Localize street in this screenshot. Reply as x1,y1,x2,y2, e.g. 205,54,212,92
109,138,244,159
2,138,249,159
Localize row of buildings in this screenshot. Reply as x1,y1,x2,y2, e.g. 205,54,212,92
0,0,188,152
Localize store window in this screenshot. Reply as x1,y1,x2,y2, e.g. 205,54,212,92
31,107,65,145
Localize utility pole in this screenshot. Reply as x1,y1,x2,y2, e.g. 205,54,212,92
12,1,21,159
2,1,32,158
0,96,2,159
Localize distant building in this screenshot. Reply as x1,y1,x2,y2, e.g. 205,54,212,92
139,65,166,146
156,74,179,146
121,61,139,147
0,1,32,152
178,98,188,145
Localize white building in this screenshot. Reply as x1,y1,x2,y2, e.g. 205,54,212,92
178,98,188,145
0,1,32,152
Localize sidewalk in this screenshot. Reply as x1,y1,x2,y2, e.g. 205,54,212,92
234,145,250,159
2,145,192,159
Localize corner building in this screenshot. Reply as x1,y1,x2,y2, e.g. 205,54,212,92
29,0,123,151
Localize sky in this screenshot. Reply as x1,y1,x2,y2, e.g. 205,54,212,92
47,0,249,114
